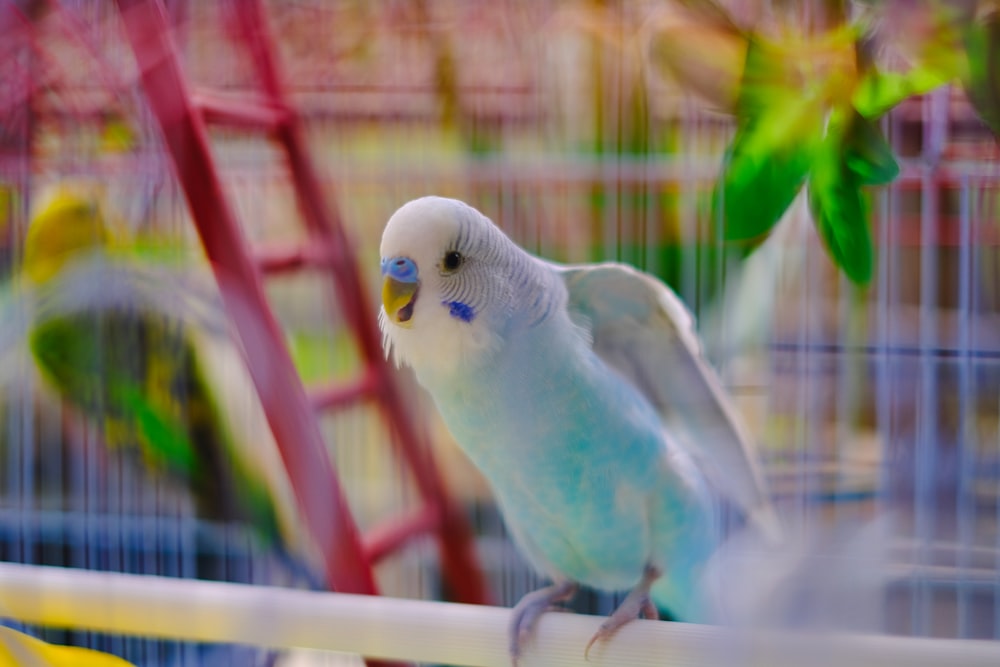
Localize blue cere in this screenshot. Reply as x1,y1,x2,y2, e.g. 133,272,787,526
383,256,419,282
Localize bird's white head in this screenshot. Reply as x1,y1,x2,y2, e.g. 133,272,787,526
379,196,551,378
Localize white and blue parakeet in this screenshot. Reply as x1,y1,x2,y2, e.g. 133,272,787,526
378,197,779,659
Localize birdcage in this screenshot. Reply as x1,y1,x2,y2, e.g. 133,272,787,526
0,1,998,666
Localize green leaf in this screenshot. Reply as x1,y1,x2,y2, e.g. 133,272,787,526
734,37,796,123
853,66,952,118
715,37,825,241
842,110,899,186
716,98,823,240
808,111,875,285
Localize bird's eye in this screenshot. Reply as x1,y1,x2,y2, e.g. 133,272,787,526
442,250,463,272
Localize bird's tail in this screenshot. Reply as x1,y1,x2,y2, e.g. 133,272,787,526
747,501,785,546
702,516,892,631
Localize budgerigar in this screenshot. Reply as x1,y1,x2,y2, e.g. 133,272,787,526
18,188,311,586
378,196,779,660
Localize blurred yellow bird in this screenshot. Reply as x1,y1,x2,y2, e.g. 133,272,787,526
0,626,135,667
19,186,315,586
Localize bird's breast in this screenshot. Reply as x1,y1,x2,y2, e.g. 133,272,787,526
426,319,665,503
422,316,714,589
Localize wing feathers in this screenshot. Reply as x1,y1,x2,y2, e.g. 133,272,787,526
558,262,778,538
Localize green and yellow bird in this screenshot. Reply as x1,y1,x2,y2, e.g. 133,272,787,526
20,187,314,585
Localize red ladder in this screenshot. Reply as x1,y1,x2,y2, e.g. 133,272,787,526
114,0,487,615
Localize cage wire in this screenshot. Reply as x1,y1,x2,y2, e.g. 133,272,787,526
0,0,998,665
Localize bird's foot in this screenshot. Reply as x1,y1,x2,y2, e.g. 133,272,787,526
509,580,578,665
584,564,662,659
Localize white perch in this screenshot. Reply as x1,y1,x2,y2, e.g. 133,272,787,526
1,562,999,667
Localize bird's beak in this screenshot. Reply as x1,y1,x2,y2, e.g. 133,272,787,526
381,256,419,328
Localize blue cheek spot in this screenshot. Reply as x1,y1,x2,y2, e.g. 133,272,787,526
444,300,476,323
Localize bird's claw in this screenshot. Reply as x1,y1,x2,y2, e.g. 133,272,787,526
509,581,578,665
584,565,662,660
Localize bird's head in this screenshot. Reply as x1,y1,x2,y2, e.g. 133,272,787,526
24,188,111,284
379,196,549,376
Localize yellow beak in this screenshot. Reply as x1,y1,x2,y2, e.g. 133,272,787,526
382,276,419,327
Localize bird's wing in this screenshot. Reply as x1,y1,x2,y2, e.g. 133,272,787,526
556,261,780,540
30,253,229,337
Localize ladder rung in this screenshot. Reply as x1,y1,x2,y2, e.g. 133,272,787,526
363,504,442,565
256,243,333,274
117,0,490,614
192,89,289,131
309,372,379,412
